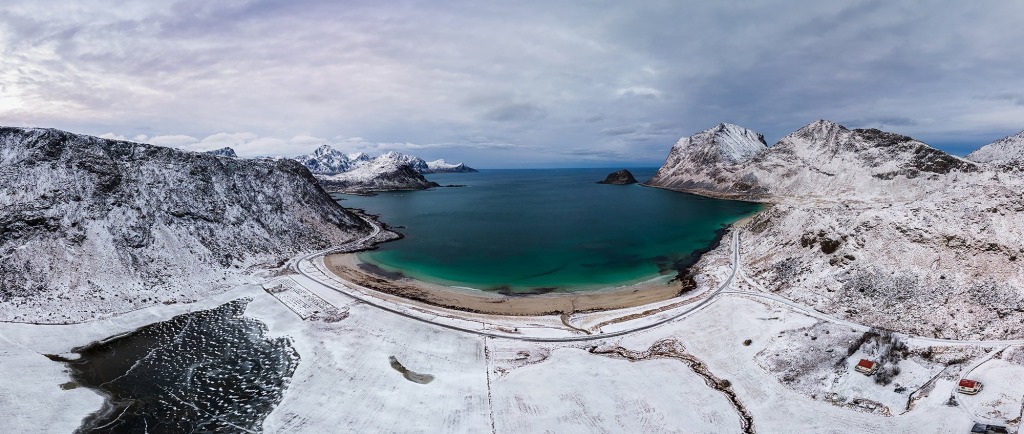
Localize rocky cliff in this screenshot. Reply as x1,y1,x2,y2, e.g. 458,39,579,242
0,127,372,323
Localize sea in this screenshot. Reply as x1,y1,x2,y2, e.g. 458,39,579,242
333,168,761,293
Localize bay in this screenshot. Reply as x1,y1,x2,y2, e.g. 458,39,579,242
334,168,761,293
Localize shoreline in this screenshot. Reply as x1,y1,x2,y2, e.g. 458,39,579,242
321,253,688,316
325,186,770,316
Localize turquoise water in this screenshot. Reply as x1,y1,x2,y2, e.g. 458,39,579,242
334,168,761,293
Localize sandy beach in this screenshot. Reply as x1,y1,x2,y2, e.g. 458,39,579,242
322,253,686,316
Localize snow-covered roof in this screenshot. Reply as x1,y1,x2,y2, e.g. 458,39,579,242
856,359,876,368
959,379,979,388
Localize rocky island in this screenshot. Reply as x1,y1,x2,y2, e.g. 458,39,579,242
596,169,639,184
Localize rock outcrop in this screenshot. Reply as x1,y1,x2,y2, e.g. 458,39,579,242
596,169,639,185
0,127,373,323
204,147,238,158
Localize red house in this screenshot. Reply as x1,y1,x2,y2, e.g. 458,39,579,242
958,379,983,395
855,359,877,375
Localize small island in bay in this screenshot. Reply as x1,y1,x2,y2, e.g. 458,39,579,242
596,169,639,185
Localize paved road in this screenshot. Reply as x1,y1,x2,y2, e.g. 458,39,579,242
290,213,383,274
295,212,1024,348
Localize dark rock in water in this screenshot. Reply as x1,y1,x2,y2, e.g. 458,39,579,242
597,169,639,185
66,298,299,434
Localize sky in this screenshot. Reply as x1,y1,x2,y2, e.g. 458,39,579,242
2,0,1024,168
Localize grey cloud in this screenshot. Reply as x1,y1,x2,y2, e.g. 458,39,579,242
846,117,920,128
3,0,1024,166
980,93,1024,106
483,103,547,122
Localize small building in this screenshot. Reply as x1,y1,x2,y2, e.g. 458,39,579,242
971,422,1009,433
855,359,877,375
958,379,984,395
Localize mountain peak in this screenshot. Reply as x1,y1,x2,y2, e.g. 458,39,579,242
790,120,848,141
312,144,339,157
678,122,768,165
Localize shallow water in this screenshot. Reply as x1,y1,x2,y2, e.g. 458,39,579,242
64,299,298,433
336,168,761,293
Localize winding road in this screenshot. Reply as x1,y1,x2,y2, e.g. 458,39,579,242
293,212,1024,349
292,213,742,343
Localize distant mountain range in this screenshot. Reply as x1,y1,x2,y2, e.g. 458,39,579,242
291,145,476,193
296,145,477,175
193,144,477,194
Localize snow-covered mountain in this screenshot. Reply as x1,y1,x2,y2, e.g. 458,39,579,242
295,146,475,176
966,130,1024,166
374,150,430,173
204,147,238,158
293,145,475,193
649,120,1024,339
0,127,375,323
295,144,367,175
648,120,978,202
426,159,478,173
647,122,768,196
318,157,440,194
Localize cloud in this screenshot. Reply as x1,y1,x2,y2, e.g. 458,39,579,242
846,116,920,128
616,86,662,98
147,135,198,147
483,103,547,122
4,1,1024,166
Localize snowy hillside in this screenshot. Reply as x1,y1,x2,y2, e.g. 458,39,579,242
0,127,373,323
966,130,1024,166
649,120,1024,339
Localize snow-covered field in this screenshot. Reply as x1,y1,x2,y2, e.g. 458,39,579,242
3,225,1018,433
